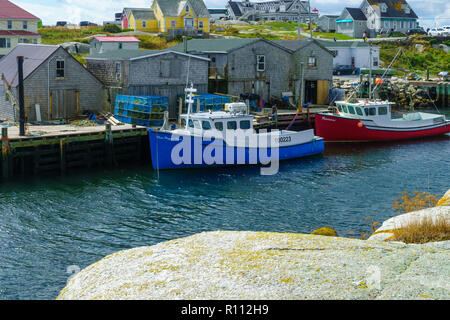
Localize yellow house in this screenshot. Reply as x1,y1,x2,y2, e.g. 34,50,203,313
151,0,210,33
122,8,158,32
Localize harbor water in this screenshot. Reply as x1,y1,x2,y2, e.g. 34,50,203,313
0,119,449,299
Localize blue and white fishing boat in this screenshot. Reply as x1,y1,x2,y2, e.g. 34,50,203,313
148,85,324,171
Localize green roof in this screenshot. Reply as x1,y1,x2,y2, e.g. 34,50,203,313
87,49,162,60
170,38,260,53
316,39,373,48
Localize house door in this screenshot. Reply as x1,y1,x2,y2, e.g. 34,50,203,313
51,89,77,120
305,81,317,105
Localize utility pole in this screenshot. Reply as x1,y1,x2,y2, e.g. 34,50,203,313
308,0,313,38
17,56,25,136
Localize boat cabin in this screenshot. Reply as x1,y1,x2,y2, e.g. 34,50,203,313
181,111,255,134
335,100,395,121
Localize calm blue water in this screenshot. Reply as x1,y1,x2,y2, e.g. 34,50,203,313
0,126,449,299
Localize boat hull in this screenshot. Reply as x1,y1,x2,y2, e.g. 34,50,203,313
315,113,450,142
149,129,324,170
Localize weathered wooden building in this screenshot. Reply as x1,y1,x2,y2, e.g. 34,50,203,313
171,38,334,105
317,15,339,33
274,39,334,105
85,49,210,117
170,38,293,103
0,44,103,121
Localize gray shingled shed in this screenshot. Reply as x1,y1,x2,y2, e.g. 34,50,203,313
86,49,210,118
0,44,103,122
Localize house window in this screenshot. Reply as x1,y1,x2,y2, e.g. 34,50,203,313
160,60,170,78
256,55,265,72
410,21,414,29
308,56,317,68
23,21,28,29
381,4,387,13
400,21,405,29
199,21,204,29
0,38,11,48
384,20,390,29
186,5,189,13
393,21,397,31
7,21,12,29
171,20,176,28
373,57,379,67
56,60,65,78
115,62,121,81
142,21,147,28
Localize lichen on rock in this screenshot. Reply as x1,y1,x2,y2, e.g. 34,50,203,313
57,231,449,300
311,227,339,237
437,189,450,207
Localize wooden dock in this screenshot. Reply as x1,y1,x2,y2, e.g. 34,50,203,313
0,123,149,179
252,107,328,130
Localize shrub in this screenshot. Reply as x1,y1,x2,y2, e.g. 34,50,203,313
103,24,121,34
389,31,406,37
392,216,450,244
393,191,440,214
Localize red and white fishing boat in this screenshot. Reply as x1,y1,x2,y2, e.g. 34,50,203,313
316,44,450,142
315,99,450,142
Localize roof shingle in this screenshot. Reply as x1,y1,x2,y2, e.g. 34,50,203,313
0,0,40,20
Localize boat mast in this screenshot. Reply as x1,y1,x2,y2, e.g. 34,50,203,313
185,83,197,129
369,43,372,101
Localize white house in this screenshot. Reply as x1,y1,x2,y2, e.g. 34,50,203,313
89,36,140,55
317,40,380,69
336,0,419,38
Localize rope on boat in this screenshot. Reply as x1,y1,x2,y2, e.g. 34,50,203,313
285,103,311,130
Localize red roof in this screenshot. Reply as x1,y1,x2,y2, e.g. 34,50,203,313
0,0,40,20
93,36,140,43
0,30,40,36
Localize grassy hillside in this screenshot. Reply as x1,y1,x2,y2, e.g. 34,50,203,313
378,37,450,77
39,26,178,50
211,21,355,40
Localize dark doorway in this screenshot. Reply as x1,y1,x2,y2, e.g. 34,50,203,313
305,81,317,105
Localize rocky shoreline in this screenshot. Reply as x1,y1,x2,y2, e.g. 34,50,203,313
333,77,448,110
57,190,449,300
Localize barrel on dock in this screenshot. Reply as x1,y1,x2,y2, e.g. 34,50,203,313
114,95,169,127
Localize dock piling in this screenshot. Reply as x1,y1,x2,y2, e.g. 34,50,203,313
59,139,66,174
1,127,10,179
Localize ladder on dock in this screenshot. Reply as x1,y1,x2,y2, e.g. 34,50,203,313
1,73,19,121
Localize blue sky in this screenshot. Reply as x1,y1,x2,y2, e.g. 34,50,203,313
15,0,450,29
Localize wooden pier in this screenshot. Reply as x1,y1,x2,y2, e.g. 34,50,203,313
0,123,149,179
252,107,328,130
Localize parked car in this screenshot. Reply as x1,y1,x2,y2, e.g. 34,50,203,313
407,28,427,36
333,65,360,76
428,28,448,36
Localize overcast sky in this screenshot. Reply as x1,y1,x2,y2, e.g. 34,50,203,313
15,0,450,29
